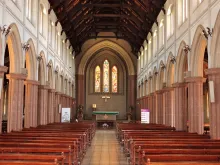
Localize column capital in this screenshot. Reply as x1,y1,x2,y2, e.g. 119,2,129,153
205,68,220,75
185,76,206,83
55,92,62,95
161,87,174,92
39,85,50,89
155,90,165,94
48,89,56,93
24,80,40,85
172,82,187,88
0,66,8,76
6,73,27,80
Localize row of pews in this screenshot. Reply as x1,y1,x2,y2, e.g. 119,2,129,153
116,123,220,165
0,122,95,165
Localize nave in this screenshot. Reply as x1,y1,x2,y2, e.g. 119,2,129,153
81,130,128,165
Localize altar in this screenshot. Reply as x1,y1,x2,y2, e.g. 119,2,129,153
92,111,119,128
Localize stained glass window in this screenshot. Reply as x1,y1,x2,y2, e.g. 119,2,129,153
95,66,101,92
103,60,109,92
112,66,118,93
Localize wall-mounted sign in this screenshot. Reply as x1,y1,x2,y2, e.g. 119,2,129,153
61,108,71,123
141,109,150,123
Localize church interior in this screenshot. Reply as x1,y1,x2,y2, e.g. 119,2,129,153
0,0,220,164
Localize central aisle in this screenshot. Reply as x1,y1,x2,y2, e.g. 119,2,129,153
81,130,128,165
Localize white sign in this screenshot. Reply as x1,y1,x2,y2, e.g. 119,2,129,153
61,108,71,123
141,109,150,123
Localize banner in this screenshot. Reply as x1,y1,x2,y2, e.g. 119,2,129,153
141,109,150,123
61,108,71,123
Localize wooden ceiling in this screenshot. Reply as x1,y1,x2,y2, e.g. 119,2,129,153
48,0,166,57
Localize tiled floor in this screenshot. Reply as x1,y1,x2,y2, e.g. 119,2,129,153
81,130,128,165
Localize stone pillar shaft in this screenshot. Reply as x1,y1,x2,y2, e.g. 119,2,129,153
6,73,27,132
155,91,163,124
186,77,205,134
48,89,56,124
24,80,39,128
163,88,174,126
173,83,188,131
55,92,62,122
205,68,220,139
0,66,8,133
38,85,49,125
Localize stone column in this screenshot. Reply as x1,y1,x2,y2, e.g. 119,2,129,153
173,83,188,131
48,89,56,124
128,75,137,112
155,90,163,124
24,80,39,128
6,73,27,132
186,77,205,134
148,94,153,123
205,68,220,139
38,85,49,125
55,92,62,122
0,66,8,133
76,74,84,107
163,87,174,126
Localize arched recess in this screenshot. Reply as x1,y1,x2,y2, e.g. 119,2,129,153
157,61,166,90
23,38,38,129
78,40,135,75
26,39,37,80
187,25,209,134
175,41,188,83
152,66,157,92
5,23,23,73
47,60,54,89
173,41,189,131
1,23,24,133
190,25,208,77
166,53,175,87
60,70,64,93
55,66,59,91
148,72,152,94
38,51,46,85
210,11,220,68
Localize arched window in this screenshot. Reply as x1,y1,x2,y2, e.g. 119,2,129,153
148,39,152,63
39,4,44,34
153,30,157,55
26,0,32,21
95,66,101,92
159,19,164,48
112,66,118,93
103,60,109,92
167,4,174,38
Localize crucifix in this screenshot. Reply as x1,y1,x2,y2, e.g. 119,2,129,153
101,95,111,102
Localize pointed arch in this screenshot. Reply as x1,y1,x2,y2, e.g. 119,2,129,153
152,66,157,92
166,52,175,87
190,25,208,77
175,41,188,83
157,60,166,90
78,40,135,75
26,39,37,80
211,11,220,68
5,23,23,73
38,51,46,85
55,66,59,91
48,60,54,89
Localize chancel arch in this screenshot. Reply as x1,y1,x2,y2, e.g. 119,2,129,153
85,49,127,119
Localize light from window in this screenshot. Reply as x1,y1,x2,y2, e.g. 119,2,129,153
159,19,164,48
39,5,44,34
167,4,174,38
49,20,52,45
103,60,109,92
26,0,32,20
148,39,152,62
153,30,157,55
112,66,118,93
